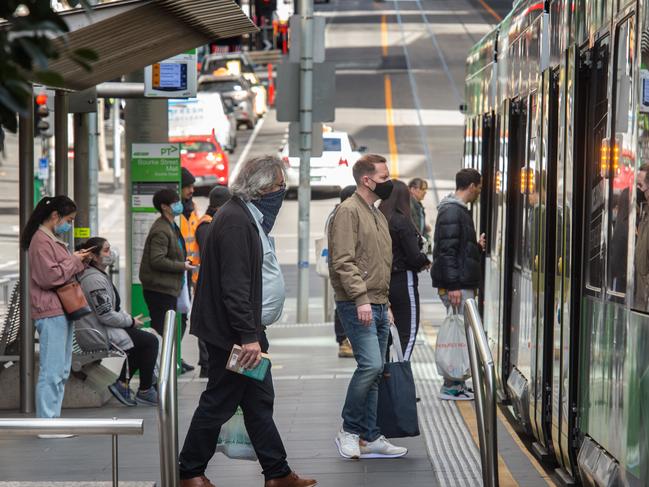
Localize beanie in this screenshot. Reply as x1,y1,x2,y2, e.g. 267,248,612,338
181,167,196,188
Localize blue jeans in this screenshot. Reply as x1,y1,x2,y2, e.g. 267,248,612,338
35,315,73,418
336,301,390,442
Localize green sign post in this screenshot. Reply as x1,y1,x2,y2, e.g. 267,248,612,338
129,143,182,368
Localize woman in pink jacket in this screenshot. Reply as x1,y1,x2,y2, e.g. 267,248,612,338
21,196,93,433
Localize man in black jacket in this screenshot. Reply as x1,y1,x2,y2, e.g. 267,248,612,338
431,168,485,401
179,156,316,487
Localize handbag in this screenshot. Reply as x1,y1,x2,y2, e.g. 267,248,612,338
315,236,329,278
376,325,420,438
55,280,92,320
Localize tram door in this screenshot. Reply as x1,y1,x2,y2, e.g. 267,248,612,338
528,68,560,455
505,93,535,434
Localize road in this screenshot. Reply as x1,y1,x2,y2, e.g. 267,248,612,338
0,0,512,322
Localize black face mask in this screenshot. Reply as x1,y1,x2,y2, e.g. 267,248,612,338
252,188,286,234
638,187,646,205
369,178,394,200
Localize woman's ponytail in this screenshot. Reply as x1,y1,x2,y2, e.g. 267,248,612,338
21,195,77,250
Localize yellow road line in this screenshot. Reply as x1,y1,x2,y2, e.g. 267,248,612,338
384,75,399,178
477,0,503,22
381,14,389,57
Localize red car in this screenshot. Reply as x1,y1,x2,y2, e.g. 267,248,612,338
170,134,229,189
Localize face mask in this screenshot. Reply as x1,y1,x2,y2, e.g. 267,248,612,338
252,188,286,234
54,221,72,235
101,254,114,267
369,178,394,200
170,201,184,217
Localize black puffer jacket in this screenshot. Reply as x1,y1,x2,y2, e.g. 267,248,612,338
431,194,481,290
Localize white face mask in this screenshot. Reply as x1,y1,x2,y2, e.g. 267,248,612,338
101,254,114,267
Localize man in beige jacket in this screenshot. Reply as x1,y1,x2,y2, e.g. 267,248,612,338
328,154,408,460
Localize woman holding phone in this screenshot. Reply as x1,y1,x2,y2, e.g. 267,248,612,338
21,196,94,431
76,237,160,406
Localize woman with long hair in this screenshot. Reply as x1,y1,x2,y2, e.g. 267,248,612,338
76,237,159,406
21,196,94,433
379,180,430,360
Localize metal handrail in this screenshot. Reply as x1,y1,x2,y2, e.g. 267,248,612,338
0,417,144,487
464,298,499,487
157,309,179,487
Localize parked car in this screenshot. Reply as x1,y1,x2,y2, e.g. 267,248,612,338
198,74,257,129
280,130,367,193
168,92,237,153
200,52,268,118
169,134,229,190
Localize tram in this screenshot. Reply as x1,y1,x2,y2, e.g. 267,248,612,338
464,0,649,485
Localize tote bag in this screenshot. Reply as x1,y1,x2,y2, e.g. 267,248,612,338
435,309,471,381
376,325,420,438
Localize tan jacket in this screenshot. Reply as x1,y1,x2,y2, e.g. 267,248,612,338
328,192,392,306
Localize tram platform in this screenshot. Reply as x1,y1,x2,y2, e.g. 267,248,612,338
0,301,555,486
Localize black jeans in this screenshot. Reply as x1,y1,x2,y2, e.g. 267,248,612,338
334,310,346,345
142,289,177,335
179,335,291,481
118,327,159,390
389,271,420,361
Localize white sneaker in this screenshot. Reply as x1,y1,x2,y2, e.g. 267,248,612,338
335,428,360,459
37,434,76,439
360,435,408,458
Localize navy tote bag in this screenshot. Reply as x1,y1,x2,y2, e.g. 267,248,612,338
376,326,420,438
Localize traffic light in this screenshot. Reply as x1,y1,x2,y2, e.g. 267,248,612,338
255,0,276,18
34,92,52,137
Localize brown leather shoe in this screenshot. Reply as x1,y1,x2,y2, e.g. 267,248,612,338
201,476,216,487
180,476,216,487
264,471,317,487
180,477,206,487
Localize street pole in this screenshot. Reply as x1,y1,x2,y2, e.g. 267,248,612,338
19,92,35,414
88,112,99,235
73,113,90,247
296,0,314,323
113,99,122,189
54,90,69,196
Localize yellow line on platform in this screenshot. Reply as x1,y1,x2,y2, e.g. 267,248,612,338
384,75,399,178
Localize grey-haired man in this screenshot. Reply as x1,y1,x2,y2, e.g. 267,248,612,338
179,156,316,487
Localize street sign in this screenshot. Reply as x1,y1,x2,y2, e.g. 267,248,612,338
276,62,336,122
144,50,197,98
288,122,323,157
289,15,326,63
129,143,181,318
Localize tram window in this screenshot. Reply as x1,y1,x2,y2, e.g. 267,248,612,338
608,17,635,298
513,101,528,267
464,119,474,168
524,93,539,271
584,39,610,291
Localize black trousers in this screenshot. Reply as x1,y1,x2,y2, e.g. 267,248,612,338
118,327,159,390
334,310,346,344
142,289,177,336
389,271,420,361
179,334,291,480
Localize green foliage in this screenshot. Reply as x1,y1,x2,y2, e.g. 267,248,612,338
0,0,96,133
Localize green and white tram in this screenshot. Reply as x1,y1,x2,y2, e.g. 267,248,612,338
464,0,649,485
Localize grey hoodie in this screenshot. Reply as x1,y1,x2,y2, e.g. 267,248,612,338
438,193,468,211
75,266,134,351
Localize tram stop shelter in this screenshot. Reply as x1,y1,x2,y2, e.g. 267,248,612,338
12,0,256,414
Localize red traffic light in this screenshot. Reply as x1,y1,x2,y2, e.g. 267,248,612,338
35,93,47,106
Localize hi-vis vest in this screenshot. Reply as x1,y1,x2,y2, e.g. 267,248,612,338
191,214,213,284
180,210,200,284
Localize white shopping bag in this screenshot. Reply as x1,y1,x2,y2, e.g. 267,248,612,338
315,236,329,278
177,279,191,314
217,407,257,461
435,310,471,381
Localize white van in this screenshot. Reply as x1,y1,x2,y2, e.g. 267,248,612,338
168,92,237,154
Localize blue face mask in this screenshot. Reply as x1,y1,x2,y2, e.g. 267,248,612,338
170,201,184,217
54,221,72,235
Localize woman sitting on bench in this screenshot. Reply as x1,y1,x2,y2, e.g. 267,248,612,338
75,237,159,407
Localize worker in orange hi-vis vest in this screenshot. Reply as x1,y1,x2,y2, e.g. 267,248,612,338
179,168,200,374
194,185,232,377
